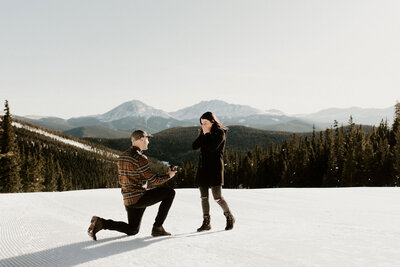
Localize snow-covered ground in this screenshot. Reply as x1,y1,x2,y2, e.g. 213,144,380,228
1,188,399,267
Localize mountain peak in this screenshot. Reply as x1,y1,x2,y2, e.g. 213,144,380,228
198,99,229,105
171,99,266,120
265,109,285,116
97,100,172,122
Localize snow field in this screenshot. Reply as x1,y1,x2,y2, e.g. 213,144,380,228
0,188,400,267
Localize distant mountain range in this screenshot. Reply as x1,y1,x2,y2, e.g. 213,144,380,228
15,100,396,138
297,106,395,128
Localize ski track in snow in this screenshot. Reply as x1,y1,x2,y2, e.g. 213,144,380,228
1,188,400,267
13,122,118,158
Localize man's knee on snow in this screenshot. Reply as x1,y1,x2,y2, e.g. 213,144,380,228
127,228,139,236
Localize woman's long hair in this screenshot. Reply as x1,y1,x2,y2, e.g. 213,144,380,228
200,111,228,131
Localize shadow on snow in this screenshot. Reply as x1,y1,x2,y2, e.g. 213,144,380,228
0,230,225,266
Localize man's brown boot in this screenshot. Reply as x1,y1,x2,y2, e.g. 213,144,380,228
88,216,104,241
151,225,171,237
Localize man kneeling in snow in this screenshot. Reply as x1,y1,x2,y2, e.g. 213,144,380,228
88,130,177,240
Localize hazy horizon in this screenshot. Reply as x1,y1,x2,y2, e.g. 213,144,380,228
1,98,397,120
1,0,399,119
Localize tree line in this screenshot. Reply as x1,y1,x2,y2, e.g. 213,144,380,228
0,101,119,193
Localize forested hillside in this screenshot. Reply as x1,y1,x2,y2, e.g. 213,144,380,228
0,101,167,193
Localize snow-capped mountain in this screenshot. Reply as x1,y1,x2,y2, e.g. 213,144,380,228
265,109,286,116
97,100,173,122
170,100,267,120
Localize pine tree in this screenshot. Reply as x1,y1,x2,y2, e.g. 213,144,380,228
295,138,310,186
64,169,73,191
351,125,363,186
279,141,291,187
375,120,392,185
45,155,58,191
238,152,253,188
392,102,400,185
322,128,339,186
19,148,29,192
308,131,326,187
266,143,283,187
362,137,375,186
34,146,45,191
56,160,65,191
183,161,197,188
22,153,41,192
230,149,240,188
0,100,22,193
390,102,400,147
334,122,345,185
341,117,356,186
22,152,32,191
393,130,400,186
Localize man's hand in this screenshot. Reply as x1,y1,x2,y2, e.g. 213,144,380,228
168,167,177,178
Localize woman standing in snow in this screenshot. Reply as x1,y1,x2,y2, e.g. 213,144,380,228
192,111,235,231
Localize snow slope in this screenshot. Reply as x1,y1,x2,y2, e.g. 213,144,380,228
1,188,399,267
13,122,118,158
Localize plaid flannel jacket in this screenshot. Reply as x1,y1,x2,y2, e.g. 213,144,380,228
118,146,170,206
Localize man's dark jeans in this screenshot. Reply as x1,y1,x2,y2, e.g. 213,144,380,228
102,187,175,235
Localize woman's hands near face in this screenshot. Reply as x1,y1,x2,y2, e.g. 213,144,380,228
201,119,212,134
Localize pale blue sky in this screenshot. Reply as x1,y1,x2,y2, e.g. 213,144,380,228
1,0,399,118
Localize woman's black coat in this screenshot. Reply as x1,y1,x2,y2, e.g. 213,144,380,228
192,126,227,187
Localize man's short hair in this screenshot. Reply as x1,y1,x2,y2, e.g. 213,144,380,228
131,130,153,141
